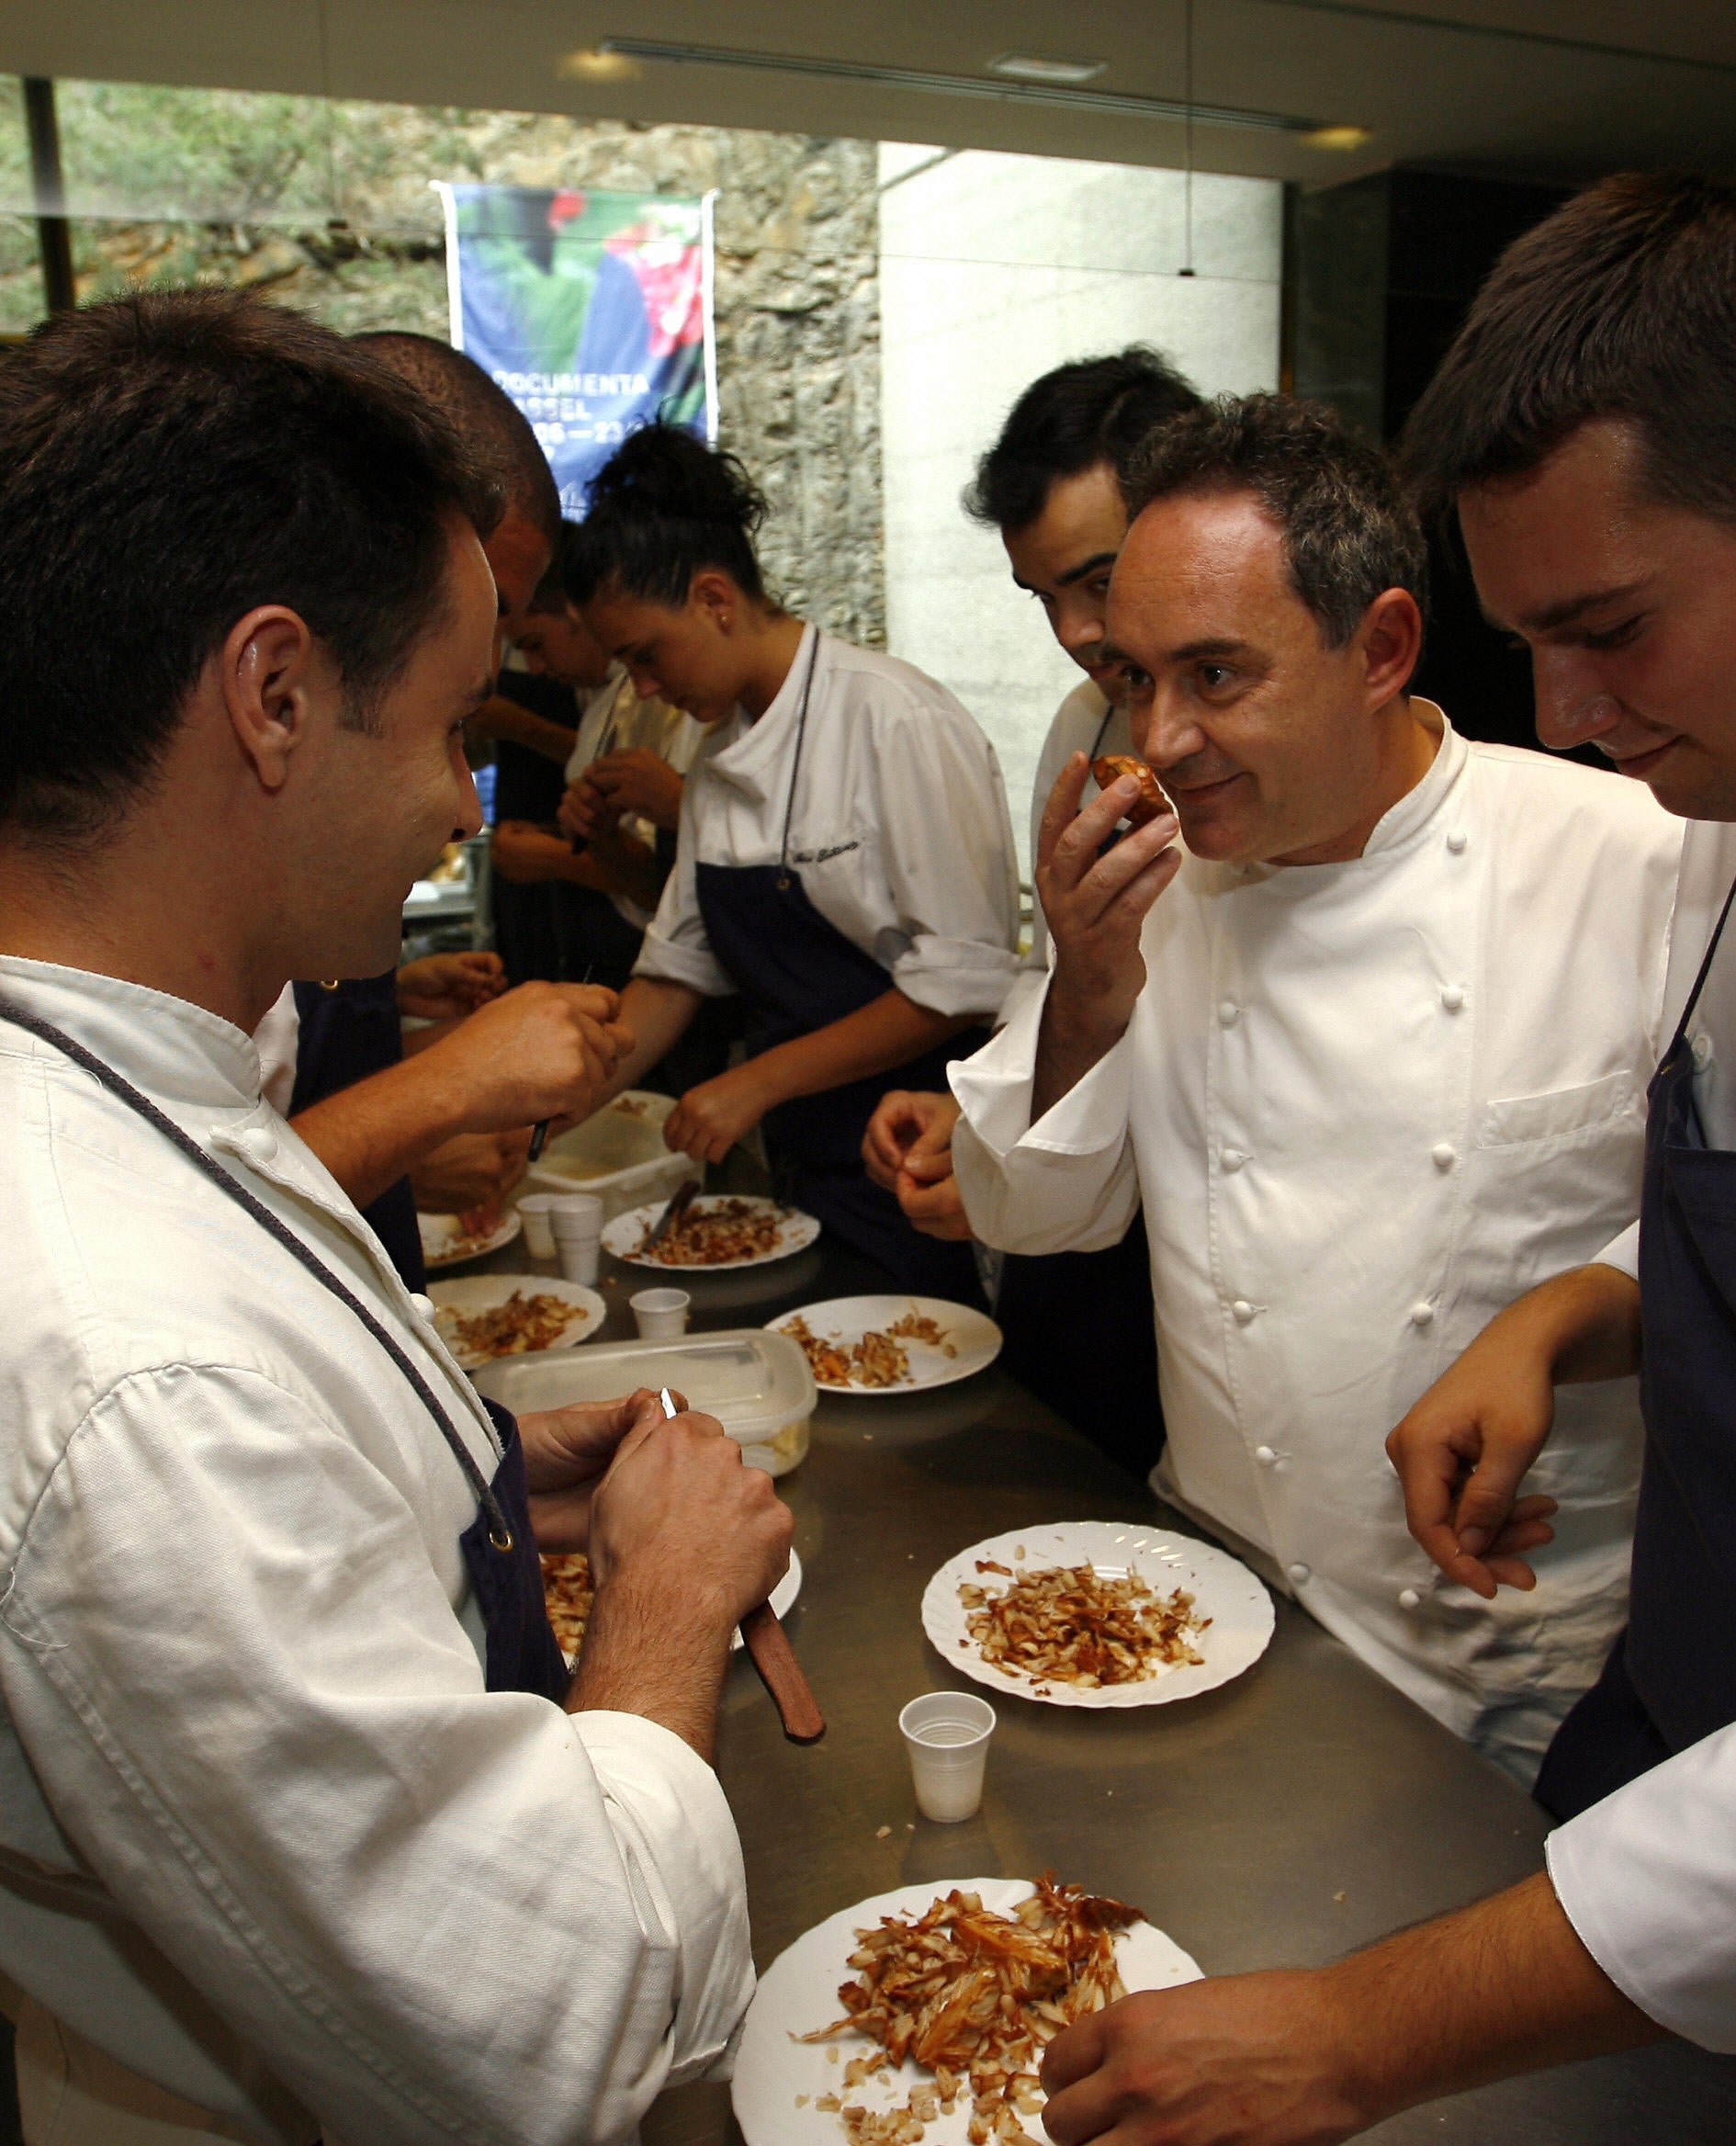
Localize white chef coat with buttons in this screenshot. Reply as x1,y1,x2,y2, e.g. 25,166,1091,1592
634,626,1020,1020
1547,816,1736,2050
0,957,752,2146
951,713,1684,1777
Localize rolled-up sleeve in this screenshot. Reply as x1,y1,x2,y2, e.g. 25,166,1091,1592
633,771,736,999
949,977,1141,1254
1,1364,751,2146
1594,1223,1640,1283
1547,1723,1736,2050
874,706,1020,1021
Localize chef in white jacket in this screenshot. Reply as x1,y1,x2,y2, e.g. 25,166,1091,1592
0,292,789,2146
951,392,1682,1783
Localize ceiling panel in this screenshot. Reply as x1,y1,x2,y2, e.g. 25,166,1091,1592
2,0,1733,186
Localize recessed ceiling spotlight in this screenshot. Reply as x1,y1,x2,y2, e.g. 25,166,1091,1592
1301,124,1373,151
558,46,641,83
988,53,1108,85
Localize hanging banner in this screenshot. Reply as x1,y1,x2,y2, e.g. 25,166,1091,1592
434,182,716,517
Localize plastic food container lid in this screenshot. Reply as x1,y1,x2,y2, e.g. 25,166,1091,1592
472,1327,817,1450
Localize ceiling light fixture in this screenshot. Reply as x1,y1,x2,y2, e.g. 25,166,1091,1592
558,46,642,83
987,54,1108,85
1301,123,1373,151
587,37,1320,135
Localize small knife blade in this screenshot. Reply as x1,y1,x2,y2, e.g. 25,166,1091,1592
642,1175,699,1252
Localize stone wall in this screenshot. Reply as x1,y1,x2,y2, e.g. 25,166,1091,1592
0,94,885,644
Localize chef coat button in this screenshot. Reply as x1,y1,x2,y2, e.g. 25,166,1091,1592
1431,1142,1457,1169
1439,984,1465,1012
1254,1443,1278,1467
1693,1032,1714,1070
1232,1298,1257,1324
410,1293,437,1320
1288,1562,1311,1586
1410,1301,1436,1327
1446,828,1468,853
1221,1147,1246,1172
1398,1587,1422,1610
238,1125,278,1165
1218,1000,1240,1027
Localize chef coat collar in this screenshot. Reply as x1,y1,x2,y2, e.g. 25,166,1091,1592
0,954,266,1113
1232,701,1461,890
705,622,820,804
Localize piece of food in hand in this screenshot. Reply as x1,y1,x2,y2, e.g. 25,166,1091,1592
797,1874,1142,2145
1091,753,1170,829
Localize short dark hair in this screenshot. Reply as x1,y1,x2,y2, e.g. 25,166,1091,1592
0,289,497,844
1121,394,1428,649
1400,173,1736,525
964,347,1201,535
527,522,585,616
564,420,767,609
354,330,562,547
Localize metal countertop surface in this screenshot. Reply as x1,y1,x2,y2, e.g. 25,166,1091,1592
466,1218,1736,2143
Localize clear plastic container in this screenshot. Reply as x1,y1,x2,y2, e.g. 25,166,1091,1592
523,1090,700,1222
473,1327,817,1475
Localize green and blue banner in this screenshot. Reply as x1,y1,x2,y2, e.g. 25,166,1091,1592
435,182,716,516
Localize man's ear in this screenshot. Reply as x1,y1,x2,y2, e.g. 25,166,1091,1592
1359,587,1424,706
219,606,323,791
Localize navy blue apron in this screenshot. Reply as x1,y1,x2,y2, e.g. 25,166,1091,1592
290,975,425,1294
693,633,987,1299
0,998,566,1704
1535,877,1736,1820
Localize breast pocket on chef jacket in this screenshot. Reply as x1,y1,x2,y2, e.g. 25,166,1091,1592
791,828,882,943
1465,1069,1642,1300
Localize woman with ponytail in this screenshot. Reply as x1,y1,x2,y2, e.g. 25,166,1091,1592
571,420,1019,1297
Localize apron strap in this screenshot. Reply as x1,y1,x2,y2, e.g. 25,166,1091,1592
1671,871,1736,1052
0,995,514,1551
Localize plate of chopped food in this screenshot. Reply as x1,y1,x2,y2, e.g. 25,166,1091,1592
921,1522,1274,1710
418,1208,523,1270
732,1873,1201,2146
426,1276,605,1369
767,1297,1001,1394
541,1549,802,1663
602,1194,821,1271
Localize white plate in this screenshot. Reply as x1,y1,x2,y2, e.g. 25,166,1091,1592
558,1550,802,1666
921,1521,1274,1710
766,1296,1001,1394
425,1276,605,1369
602,1195,821,1271
418,1210,523,1270
732,1878,1201,2146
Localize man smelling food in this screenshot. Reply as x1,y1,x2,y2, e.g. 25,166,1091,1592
951,394,1682,1784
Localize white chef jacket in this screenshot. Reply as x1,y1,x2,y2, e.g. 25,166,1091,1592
0,957,752,2145
634,626,1020,1020
562,666,705,932
998,681,1129,1031
1548,816,1736,2050
951,712,1684,1778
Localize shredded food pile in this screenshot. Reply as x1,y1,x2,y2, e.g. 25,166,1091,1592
797,1874,1141,2144
435,1290,587,1362
640,1197,787,1266
960,1559,1207,1689
786,1307,957,1389
540,1553,593,1655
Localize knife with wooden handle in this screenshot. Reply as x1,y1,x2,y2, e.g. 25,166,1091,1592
657,1388,825,1745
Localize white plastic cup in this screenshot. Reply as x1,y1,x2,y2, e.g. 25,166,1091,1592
549,1195,603,1286
517,1193,558,1260
899,1691,997,1823
631,1286,691,1339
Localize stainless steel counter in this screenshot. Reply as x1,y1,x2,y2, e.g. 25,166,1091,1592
469,1221,1736,2143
